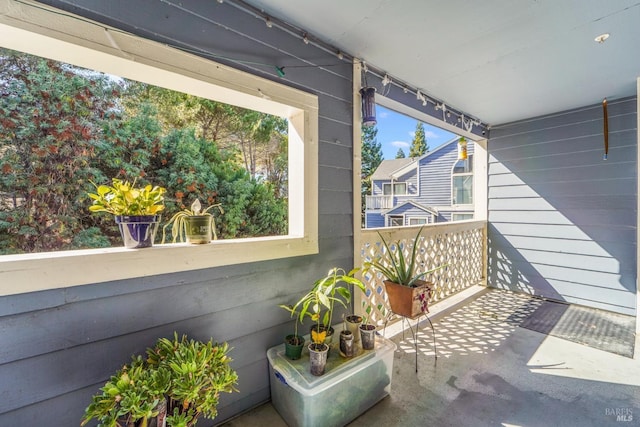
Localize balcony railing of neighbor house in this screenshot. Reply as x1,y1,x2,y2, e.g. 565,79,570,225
356,220,487,326
365,195,393,210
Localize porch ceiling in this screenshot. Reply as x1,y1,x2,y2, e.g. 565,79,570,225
243,0,640,125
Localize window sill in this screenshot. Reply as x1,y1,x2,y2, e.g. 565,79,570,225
0,236,318,296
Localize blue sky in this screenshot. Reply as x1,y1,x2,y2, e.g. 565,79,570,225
375,105,457,160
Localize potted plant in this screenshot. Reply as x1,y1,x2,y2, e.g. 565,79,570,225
345,313,363,343
364,227,446,318
309,267,366,346
278,304,306,360
81,333,238,427
359,302,377,350
161,198,223,244
339,317,356,358
88,178,166,248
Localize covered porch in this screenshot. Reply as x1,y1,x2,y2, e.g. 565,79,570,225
0,1,638,426
224,287,640,426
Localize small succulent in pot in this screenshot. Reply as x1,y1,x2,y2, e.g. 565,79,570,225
279,304,306,360
162,198,223,244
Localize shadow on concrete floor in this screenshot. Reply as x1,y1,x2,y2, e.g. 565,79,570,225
221,289,639,427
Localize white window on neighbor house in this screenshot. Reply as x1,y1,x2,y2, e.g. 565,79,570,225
382,182,408,196
452,155,473,205
388,215,404,226
408,217,428,225
452,213,473,221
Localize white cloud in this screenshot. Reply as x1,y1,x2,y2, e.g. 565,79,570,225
408,131,415,138
378,110,389,119
391,140,410,149
425,131,439,139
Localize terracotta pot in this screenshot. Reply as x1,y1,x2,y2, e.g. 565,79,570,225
383,280,433,318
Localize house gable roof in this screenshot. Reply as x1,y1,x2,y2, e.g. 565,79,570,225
391,136,460,178
370,158,416,181
384,200,438,216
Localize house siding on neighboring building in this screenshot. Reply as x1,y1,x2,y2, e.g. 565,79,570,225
366,138,474,228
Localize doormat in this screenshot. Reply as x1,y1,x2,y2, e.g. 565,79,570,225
520,300,635,358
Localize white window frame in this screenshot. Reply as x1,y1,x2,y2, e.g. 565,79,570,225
408,217,428,225
0,3,319,296
451,155,473,206
452,213,474,222
382,182,408,196
387,215,404,227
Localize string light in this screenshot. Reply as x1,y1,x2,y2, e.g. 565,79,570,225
265,17,273,28
302,33,309,44
337,50,344,60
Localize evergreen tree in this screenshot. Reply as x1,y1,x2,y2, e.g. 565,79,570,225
0,48,290,253
0,48,120,253
361,125,383,226
395,148,406,158
409,122,429,158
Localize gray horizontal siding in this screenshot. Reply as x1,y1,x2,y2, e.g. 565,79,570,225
488,97,637,315
1,1,357,426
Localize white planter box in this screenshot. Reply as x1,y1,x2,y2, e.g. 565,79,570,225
267,332,396,427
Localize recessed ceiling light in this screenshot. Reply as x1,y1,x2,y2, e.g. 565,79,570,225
594,33,610,43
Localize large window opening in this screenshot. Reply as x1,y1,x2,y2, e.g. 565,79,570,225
362,103,475,228
0,7,318,295
0,47,289,254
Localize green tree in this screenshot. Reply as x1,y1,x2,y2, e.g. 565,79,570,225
0,48,119,253
0,48,289,253
395,148,406,158
361,125,383,226
409,122,429,158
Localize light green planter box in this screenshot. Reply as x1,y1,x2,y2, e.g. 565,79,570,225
267,332,396,427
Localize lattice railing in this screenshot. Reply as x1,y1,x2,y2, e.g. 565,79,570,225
356,221,487,327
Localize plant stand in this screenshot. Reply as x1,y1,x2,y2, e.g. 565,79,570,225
393,312,437,373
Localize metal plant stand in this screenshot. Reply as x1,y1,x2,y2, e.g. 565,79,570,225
385,311,437,372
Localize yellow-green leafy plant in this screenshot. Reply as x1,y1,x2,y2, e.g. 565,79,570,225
88,178,166,216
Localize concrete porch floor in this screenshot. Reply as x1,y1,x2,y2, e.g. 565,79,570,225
221,288,640,427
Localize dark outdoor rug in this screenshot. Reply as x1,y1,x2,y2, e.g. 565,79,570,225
519,300,636,358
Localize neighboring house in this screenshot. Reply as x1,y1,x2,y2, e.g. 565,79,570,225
365,137,475,228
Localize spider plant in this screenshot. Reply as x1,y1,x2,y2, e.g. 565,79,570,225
162,198,223,243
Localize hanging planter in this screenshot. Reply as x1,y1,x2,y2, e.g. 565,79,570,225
360,86,377,126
